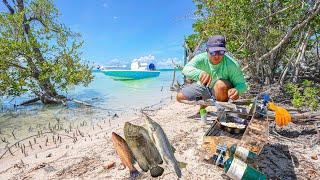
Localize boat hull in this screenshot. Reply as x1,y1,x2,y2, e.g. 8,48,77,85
102,70,160,80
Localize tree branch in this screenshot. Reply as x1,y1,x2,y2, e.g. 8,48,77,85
2,0,15,14
292,27,313,82
279,31,305,85
2,59,27,70
314,29,320,63
27,16,46,27
258,1,320,61
258,2,301,22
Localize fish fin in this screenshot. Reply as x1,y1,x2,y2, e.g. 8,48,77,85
150,166,164,177
173,163,182,178
156,156,163,164
178,161,187,169
129,169,140,179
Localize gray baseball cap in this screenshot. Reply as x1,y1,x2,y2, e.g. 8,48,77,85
206,35,227,53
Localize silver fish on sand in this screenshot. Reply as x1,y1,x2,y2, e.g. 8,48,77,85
144,116,182,178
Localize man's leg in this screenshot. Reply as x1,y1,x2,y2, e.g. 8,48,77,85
176,92,188,102
213,80,232,102
176,84,208,111
176,92,207,111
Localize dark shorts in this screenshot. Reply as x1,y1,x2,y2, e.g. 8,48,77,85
180,83,214,101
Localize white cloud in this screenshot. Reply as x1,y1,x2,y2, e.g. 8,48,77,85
132,54,155,63
105,58,127,65
113,16,119,20
156,57,182,68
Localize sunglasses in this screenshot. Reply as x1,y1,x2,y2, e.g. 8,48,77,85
209,50,225,56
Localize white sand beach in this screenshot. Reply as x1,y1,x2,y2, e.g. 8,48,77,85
0,96,319,179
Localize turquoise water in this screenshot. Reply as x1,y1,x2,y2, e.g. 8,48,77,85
71,70,182,110
1,70,182,112
0,70,183,146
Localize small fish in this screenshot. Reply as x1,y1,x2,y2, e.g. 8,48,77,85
111,132,140,178
144,116,182,178
124,122,164,177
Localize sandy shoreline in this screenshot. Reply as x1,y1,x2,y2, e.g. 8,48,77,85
0,96,319,179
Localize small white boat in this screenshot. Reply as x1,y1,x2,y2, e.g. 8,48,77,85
102,62,160,80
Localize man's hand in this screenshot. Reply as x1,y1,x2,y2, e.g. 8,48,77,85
200,72,212,87
227,88,239,100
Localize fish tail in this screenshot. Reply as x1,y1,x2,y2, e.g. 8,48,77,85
150,166,164,177
173,163,182,178
130,168,140,179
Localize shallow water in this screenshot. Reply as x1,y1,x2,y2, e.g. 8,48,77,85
0,70,183,148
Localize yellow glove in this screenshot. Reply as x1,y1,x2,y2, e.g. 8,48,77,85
268,102,291,127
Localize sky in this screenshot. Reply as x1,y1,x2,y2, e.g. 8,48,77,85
54,0,196,68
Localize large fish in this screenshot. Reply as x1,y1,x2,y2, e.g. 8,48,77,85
111,132,140,178
124,122,164,177
144,117,182,178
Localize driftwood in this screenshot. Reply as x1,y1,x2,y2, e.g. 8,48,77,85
19,97,40,106
18,95,93,107
69,99,93,107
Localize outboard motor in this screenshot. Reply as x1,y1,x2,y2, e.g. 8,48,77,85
148,63,156,70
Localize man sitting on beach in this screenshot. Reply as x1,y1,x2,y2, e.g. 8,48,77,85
176,35,248,113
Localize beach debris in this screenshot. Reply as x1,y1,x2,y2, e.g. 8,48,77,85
229,144,257,163
13,159,25,169
224,157,266,180
144,115,181,178
11,129,17,140
113,113,119,118
267,102,291,127
311,154,318,160
46,153,52,158
124,122,164,177
310,121,320,148
211,143,227,167
103,162,116,170
118,163,126,170
111,132,140,178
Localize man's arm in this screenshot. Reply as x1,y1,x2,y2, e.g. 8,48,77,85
182,53,206,81
229,64,248,95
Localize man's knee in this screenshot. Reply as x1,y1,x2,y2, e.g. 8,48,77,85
176,92,187,102
214,80,231,102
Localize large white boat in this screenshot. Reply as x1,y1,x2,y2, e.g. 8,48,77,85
102,61,160,80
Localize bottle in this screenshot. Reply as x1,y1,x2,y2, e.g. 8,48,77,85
224,157,266,180
199,108,207,124
229,144,257,162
